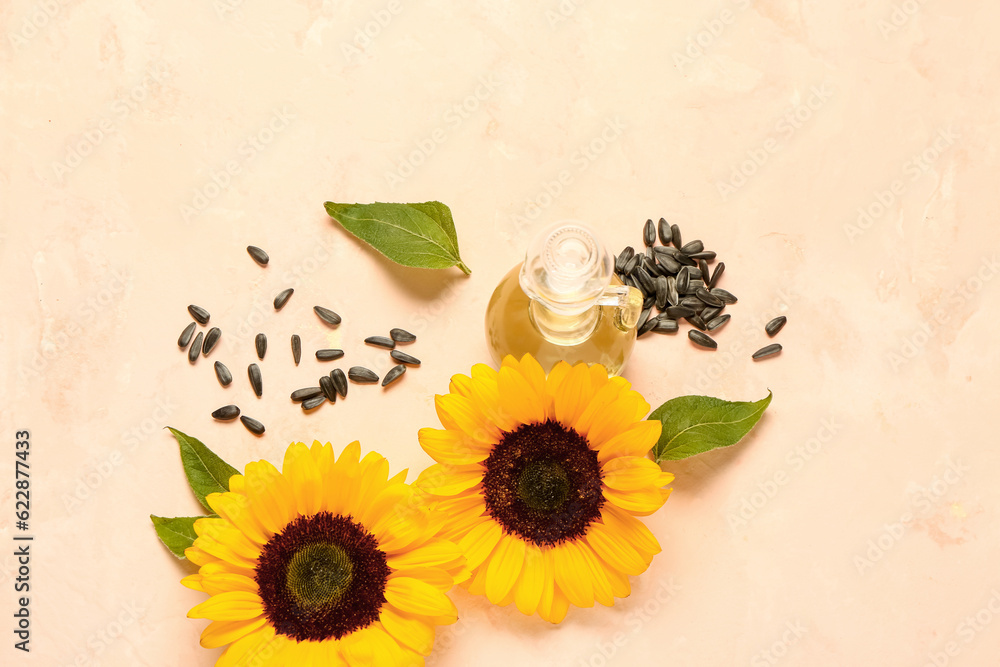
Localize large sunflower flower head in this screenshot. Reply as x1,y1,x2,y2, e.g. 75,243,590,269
416,354,674,623
182,440,467,666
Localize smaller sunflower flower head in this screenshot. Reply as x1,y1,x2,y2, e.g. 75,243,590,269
416,354,673,623
182,440,467,666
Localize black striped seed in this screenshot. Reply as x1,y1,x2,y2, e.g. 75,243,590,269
670,224,682,249
273,288,294,311
188,332,203,364
711,288,738,304
212,405,240,421
685,314,708,331
688,330,717,349
637,306,653,332
301,395,326,411
654,276,668,310
696,288,724,307
637,316,657,338
707,314,731,331
348,367,379,383
382,365,406,387
331,369,348,398
314,306,342,326
765,316,787,337
203,327,222,356
752,343,782,360
390,350,420,366
643,219,656,247
188,305,210,325
290,387,323,402
319,375,338,403
689,251,717,261
390,328,416,343
698,259,710,281
653,317,678,334
316,349,345,361
700,306,722,322
681,240,704,255
214,361,233,387
291,334,301,365
666,305,696,319
255,333,267,360
247,246,269,266
178,322,196,348
676,268,690,294
248,363,262,397
365,336,395,349
657,218,672,245
709,262,725,289
240,415,265,435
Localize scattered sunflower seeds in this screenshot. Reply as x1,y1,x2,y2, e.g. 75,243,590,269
711,288,738,304
178,322,196,348
390,350,421,366
290,387,323,402
316,349,345,361
765,316,787,337
247,246,269,266
202,327,222,356
255,333,267,360
696,288,724,308
301,395,326,411
331,369,348,398
654,317,678,334
390,328,416,343
681,240,704,255
365,336,395,349
291,334,301,365
240,415,265,435
643,219,656,247
688,330,718,349
382,364,406,387
188,332,203,364
273,288,294,311
707,314,731,331
319,375,338,403
212,405,240,421
348,367,379,383
248,363,262,397
685,314,708,331
214,361,232,387
188,305,210,325
752,343,782,360
313,306,341,326
657,218,672,245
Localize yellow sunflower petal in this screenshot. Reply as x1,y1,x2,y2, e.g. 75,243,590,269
380,606,436,656
547,587,571,623
602,456,665,491
576,541,614,607
180,574,204,592
216,625,277,667
387,540,464,570
436,393,500,443
187,591,264,621
551,542,594,608
572,379,627,439
458,519,503,569
198,571,259,596
244,460,295,536
449,373,474,398
207,492,270,546
513,544,546,616
227,474,246,495
418,428,490,465
194,518,261,562
199,616,268,649
535,548,557,621
485,533,526,604
416,463,483,497
516,353,548,397
385,577,458,620
337,440,362,468
497,366,546,425
585,521,649,576
553,363,593,427
466,370,519,435
596,420,662,464
587,391,646,447
604,485,667,516
390,567,453,592
603,563,631,598
601,504,662,557
282,442,323,516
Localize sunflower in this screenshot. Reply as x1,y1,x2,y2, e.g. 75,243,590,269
182,440,467,666
416,354,673,623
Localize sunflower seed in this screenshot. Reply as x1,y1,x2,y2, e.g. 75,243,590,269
178,322,196,348
302,395,326,411
212,405,240,421
765,316,787,337
675,252,696,266
689,251,717,261
331,369,348,398
676,268,690,294
240,415,265,435
314,306,342,326
348,367,379,383
653,317,678,334
203,327,222,356
707,314,731,331
687,267,703,281
667,276,679,306
696,288,724,307
710,288,738,304
638,316,657,337
273,288,294,311
320,375,338,403
214,361,233,387
643,295,655,311
643,219,656,246
655,253,681,274
688,330,717,349
390,350,421,366
681,240,704,255
316,349,345,361
645,246,654,261
248,363,262,397
255,333,267,359
686,279,706,295
390,328,416,343
247,246,269,266
657,218,672,245
290,387,323,402
624,274,638,290
382,364,406,387
700,306,722,322
291,334,301,365
666,305,696,319
188,332,203,363
188,305,210,325
641,256,658,276
637,306,653,331
654,275,668,309
623,255,640,275
634,267,656,295
697,259,710,281
685,314,708,331
708,262,725,289
365,336,396,349
670,224,682,249
752,343,782,360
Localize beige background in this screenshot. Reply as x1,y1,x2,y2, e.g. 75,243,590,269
2,1,999,665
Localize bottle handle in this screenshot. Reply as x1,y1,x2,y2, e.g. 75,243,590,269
596,285,644,330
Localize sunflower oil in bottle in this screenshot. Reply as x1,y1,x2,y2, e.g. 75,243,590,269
484,222,644,376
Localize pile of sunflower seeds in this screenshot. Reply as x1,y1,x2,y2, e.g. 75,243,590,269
175,245,420,436
618,219,785,360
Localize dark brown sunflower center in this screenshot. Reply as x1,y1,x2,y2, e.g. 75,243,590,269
482,419,604,546
254,512,389,642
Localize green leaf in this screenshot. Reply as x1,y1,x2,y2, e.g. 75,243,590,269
324,201,471,275
167,427,240,511
150,515,202,559
649,391,772,462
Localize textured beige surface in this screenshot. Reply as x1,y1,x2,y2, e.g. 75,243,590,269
2,1,1000,665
